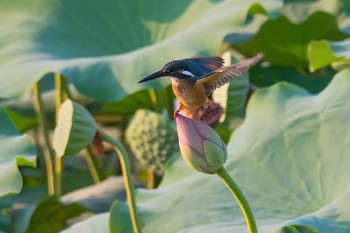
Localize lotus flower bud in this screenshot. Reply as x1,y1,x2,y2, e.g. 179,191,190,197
175,114,227,174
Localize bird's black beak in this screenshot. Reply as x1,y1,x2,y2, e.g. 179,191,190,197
138,70,166,83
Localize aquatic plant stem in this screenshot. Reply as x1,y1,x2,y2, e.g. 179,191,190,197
216,167,258,233
54,72,65,197
32,83,56,196
84,146,102,183
149,89,159,112
55,155,62,197
102,133,142,233
147,168,155,189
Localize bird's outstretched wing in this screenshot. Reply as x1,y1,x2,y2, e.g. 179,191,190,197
197,53,264,95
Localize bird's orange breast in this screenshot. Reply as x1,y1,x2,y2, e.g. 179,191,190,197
171,79,208,109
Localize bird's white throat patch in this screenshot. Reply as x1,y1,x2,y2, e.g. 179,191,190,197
181,70,195,77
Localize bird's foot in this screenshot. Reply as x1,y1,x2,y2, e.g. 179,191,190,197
173,109,181,118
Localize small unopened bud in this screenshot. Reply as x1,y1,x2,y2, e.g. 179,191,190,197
175,114,227,174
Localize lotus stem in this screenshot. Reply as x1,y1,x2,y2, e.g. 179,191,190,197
147,168,155,189
216,167,258,233
32,83,56,196
102,133,142,233
84,146,102,183
55,155,62,197
149,89,159,112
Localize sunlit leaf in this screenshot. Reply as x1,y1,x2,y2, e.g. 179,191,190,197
0,0,282,101
0,106,37,197
282,0,350,32
308,39,350,72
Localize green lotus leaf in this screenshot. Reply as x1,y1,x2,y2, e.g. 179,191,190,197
281,0,350,30
63,69,350,232
248,64,334,94
95,89,155,116
308,39,350,72
53,99,96,157
26,196,87,233
0,106,37,197
61,213,109,233
229,11,346,70
0,0,281,102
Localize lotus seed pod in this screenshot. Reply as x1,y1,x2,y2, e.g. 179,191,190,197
125,109,178,175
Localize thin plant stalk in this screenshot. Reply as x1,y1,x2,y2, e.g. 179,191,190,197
55,72,71,109
54,72,70,197
102,133,142,233
147,168,155,189
165,85,175,119
84,146,102,183
32,83,55,196
55,155,62,197
149,89,159,112
55,72,64,120
216,167,258,233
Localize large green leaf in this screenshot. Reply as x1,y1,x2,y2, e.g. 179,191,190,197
0,106,37,197
248,64,334,94
63,69,350,232
282,0,350,30
229,11,346,70
0,0,281,101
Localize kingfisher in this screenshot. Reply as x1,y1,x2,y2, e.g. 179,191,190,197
139,53,264,120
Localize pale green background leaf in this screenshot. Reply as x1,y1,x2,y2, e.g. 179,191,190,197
282,0,350,32
0,0,281,101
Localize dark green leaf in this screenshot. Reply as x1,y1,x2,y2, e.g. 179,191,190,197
26,196,87,233
229,11,346,70
249,64,334,94
275,225,318,233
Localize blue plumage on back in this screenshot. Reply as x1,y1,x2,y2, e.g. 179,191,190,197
163,57,224,78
